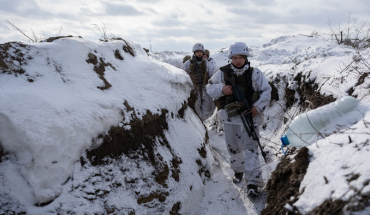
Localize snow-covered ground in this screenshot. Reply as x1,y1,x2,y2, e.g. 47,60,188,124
163,35,370,214
1,35,370,214
0,38,214,214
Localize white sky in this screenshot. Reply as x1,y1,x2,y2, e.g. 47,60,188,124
1,0,370,52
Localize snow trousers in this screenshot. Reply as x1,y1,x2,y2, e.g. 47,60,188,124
224,123,264,188
195,87,215,121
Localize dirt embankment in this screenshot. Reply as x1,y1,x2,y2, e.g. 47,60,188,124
84,90,209,214
85,39,135,90
262,147,310,215
263,145,370,214
263,70,369,214
347,72,370,97
177,89,198,118
0,42,30,76
86,107,181,186
269,81,280,102
263,73,337,214
284,72,335,110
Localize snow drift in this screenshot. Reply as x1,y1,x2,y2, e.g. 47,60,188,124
202,35,370,214
0,37,213,214
156,35,370,214
248,36,370,214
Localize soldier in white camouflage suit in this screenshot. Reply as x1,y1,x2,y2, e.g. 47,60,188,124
182,43,217,121
203,49,219,73
206,42,271,196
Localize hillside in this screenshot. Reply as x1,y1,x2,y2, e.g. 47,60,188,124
0,37,213,214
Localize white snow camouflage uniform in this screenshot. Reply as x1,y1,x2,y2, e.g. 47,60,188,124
206,63,271,187
206,57,219,73
182,58,217,121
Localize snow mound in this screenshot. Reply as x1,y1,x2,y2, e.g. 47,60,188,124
206,35,370,214
0,37,213,214
294,101,370,213
262,35,293,48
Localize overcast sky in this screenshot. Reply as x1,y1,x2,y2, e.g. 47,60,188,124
1,0,370,52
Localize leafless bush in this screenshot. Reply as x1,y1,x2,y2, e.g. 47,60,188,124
148,37,154,53
91,22,124,42
91,22,108,41
310,29,320,37
327,14,370,49
347,50,370,101
289,46,300,69
328,44,370,102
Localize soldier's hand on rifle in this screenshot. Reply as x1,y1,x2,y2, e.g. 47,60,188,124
251,106,258,118
222,85,233,95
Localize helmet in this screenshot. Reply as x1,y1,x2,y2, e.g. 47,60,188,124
192,43,205,53
205,49,210,57
183,55,191,63
228,42,250,59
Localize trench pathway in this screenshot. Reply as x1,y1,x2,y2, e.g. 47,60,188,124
186,128,269,215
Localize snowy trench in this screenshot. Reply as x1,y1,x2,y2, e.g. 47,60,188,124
1,35,370,214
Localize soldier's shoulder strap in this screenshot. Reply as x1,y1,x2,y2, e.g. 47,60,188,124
220,64,232,73
244,63,255,96
221,64,235,84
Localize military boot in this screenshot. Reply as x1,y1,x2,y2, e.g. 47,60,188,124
232,172,244,183
247,184,258,197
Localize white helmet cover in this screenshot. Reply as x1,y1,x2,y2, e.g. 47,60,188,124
228,42,250,59
192,43,205,53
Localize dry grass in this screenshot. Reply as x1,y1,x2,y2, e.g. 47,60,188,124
5,20,63,43
327,14,370,49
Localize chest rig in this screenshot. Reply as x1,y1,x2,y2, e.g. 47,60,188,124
214,63,259,111
189,59,209,88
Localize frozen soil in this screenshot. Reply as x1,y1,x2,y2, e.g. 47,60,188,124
283,72,335,110
261,147,309,215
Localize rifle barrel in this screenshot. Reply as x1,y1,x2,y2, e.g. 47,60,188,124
229,83,268,163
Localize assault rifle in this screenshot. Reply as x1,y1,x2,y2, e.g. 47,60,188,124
224,72,268,163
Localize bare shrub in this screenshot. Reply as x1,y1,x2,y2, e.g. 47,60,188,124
91,22,124,42
148,37,154,53
91,22,108,41
327,14,370,49
346,49,370,101
310,29,320,37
